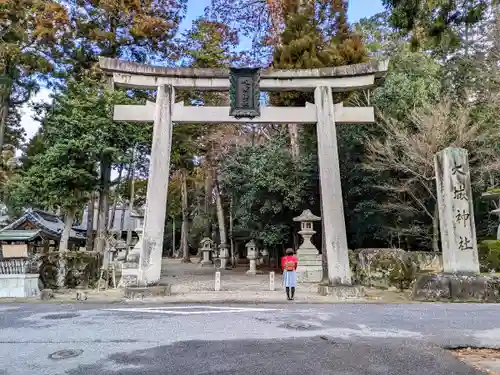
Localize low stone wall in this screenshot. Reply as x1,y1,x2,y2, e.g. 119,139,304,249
37,251,101,289
0,274,40,298
350,248,443,290
412,273,500,302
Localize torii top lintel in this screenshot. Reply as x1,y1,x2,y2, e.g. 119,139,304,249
98,57,389,92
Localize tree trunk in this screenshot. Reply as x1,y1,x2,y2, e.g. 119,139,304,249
119,200,126,236
108,164,124,235
288,124,300,160
0,98,8,150
126,156,136,247
59,210,75,252
85,192,95,252
96,156,112,254
214,179,227,247
171,217,176,258
214,175,228,268
180,169,190,263
93,191,101,251
229,195,235,268
121,166,132,236
57,209,75,288
174,221,182,258
432,203,440,252
204,167,213,237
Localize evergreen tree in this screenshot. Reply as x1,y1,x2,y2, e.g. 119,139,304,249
0,0,69,149
382,0,490,52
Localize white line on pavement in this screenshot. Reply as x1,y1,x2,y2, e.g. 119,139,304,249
104,306,280,315
118,305,259,310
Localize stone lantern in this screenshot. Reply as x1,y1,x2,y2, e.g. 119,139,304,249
293,209,322,283
119,208,144,287
246,240,258,275
199,237,214,267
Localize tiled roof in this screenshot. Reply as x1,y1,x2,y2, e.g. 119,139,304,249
1,209,86,241
0,229,42,241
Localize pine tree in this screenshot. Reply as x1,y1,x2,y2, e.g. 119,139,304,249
270,0,368,142
269,0,368,282
0,0,69,149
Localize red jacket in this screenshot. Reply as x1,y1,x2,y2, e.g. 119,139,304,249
281,255,298,271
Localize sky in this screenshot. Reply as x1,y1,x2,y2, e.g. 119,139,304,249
19,0,384,143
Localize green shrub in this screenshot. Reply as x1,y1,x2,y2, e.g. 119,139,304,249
38,251,101,289
348,249,366,284
478,240,500,272
387,256,419,290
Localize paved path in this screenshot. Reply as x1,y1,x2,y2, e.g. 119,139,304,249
0,303,499,374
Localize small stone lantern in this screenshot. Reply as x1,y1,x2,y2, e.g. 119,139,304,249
199,237,214,267
293,209,321,254
292,209,322,283
246,240,258,275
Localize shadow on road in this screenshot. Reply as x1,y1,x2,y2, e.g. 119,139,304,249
66,336,485,375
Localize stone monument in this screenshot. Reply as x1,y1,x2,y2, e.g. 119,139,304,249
434,147,479,274
99,57,388,286
293,209,322,283
411,148,500,302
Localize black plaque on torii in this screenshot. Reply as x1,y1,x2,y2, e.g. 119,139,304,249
229,68,261,119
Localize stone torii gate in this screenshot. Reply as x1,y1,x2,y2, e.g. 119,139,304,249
99,57,388,287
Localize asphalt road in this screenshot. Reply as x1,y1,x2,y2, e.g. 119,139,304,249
0,303,499,374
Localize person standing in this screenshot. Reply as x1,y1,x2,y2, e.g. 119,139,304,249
281,248,298,300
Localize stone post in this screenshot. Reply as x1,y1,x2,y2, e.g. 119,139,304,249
199,237,214,267
246,240,257,275
314,86,351,285
269,271,275,291
139,85,174,285
293,209,322,283
435,147,479,273
214,271,221,291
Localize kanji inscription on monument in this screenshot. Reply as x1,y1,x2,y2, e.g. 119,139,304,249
435,147,479,273
229,68,260,119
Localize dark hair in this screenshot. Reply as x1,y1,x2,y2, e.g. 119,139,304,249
285,248,294,255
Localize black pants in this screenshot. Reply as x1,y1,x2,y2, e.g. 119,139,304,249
285,287,295,300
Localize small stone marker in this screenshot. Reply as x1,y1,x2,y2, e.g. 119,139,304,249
269,272,275,291
214,271,221,291
435,147,479,273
